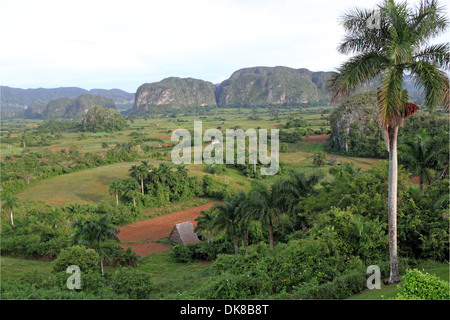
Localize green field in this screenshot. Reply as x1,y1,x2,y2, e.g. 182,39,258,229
1,106,446,301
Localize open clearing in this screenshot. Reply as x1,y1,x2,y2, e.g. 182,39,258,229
15,161,145,205
118,201,219,256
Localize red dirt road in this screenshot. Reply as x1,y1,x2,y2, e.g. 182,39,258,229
118,202,218,256
302,134,330,144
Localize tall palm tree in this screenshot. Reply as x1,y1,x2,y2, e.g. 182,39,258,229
277,170,322,233
72,214,119,275
108,181,122,206
399,129,440,193
2,193,18,226
176,164,189,179
129,164,148,195
195,207,218,243
247,181,284,250
214,198,242,255
122,178,139,208
329,0,449,284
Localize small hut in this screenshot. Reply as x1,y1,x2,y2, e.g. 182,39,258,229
169,221,201,245
328,156,341,165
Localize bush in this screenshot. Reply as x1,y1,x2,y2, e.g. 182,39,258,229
170,244,194,263
291,270,366,299
53,245,100,273
396,269,449,300
112,267,153,299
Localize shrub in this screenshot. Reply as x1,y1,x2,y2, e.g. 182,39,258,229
291,270,366,299
396,269,449,300
170,244,194,263
53,245,100,273
112,267,153,299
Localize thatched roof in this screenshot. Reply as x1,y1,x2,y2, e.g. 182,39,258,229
169,221,201,245
328,156,340,165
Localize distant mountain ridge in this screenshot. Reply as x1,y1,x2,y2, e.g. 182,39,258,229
132,77,217,114
132,66,337,114
25,94,116,119
215,66,334,107
2,65,427,119
0,86,134,108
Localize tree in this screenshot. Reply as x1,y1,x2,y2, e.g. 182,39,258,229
277,170,322,233
71,214,120,275
195,207,218,243
313,151,327,167
101,142,109,149
2,193,18,226
109,181,122,206
213,199,242,255
399,129,440,193
122,178,139,208
329,0,449,284
129,164,148,195
247,181,284,249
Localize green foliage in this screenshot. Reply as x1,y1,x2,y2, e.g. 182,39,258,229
313,151,327,167
291,270,366,299
53,245,100,273
83,105,128,133
396,269,450,300
112,267,154,299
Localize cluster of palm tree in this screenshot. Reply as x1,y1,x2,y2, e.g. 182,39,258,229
109,161,191,207
399,129,449,193
195,170,322,255
71,214,120,275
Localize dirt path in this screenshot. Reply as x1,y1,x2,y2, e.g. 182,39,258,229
302,134,330,144
118,202,218,256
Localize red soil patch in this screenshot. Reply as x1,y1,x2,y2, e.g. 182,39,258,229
409,176,428,186
118,202,219,256
302,134,330,144
48,197,67,204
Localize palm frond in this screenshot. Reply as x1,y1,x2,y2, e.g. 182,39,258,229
408,60,450,109
409,0,449,45
329,52,389,102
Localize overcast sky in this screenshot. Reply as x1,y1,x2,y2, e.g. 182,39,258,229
1,0,448,92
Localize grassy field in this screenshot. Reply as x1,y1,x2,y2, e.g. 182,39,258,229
2,106,435,301
15,161,144,205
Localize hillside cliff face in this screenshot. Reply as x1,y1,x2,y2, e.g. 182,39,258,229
327,91,388,158
26,94,116,119
132,77,217,114
215,66,334,107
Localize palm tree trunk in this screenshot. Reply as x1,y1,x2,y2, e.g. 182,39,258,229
419,175,424,194
100,259,104,276
244,230,249,248
141,179,144,196
133,191,136,208
10,209,14,226
269,220,274,250
233,234,238,255
116,193,119,206
210,230,213,244
388,126,401,284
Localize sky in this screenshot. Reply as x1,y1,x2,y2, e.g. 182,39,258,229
1,0,449,93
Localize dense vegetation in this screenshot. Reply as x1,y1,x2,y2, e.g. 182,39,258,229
170,163,449,299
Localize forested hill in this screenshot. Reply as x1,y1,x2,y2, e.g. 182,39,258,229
215,66,334,107
25,94,116,120
0,86,134,108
